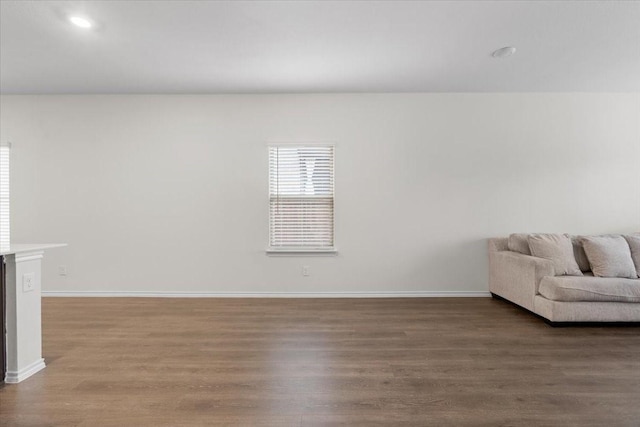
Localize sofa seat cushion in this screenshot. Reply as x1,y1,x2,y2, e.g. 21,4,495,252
538,275,640,303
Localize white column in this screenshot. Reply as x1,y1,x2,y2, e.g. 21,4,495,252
4,250,46,383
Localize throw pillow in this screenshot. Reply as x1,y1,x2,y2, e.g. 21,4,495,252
508,233,532,255
528,233,583,276
581,235,637,279
623,234,640,278
571,235,591,273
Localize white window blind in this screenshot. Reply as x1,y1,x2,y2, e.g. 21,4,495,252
0,142,10,250
269,145,335,251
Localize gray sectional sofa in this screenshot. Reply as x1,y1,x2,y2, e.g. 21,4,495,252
489,234,640,324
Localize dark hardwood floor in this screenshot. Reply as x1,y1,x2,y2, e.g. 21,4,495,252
1,297,639,426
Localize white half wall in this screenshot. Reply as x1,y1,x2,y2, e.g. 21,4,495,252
1,94,639,294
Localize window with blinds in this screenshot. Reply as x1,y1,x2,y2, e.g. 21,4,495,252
268,145,335,252
0,142,10,250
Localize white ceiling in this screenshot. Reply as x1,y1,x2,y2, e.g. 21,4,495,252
1,0,639,93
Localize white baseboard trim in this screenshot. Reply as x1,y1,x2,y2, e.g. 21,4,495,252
42,291,491,298
5,358,46,384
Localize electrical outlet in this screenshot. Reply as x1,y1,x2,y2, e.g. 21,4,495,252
23,273,35,292
58,265,67,276
302,266,310,277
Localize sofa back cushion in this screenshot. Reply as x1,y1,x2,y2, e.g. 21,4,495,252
507,233,532,255
581,235,638,279
623,234,640,278
528,233,583,276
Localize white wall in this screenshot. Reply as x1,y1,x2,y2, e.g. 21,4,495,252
1,94,638,295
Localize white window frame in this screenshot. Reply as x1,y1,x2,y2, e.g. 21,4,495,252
266,143,337,255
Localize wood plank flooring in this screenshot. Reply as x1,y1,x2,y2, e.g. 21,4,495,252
1,297,639,426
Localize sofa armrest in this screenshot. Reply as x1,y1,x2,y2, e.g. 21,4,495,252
489,250,555,312
488,237,509,252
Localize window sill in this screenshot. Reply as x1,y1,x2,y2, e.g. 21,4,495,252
266,248,338,256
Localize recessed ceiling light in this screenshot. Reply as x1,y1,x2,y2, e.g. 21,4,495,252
492,46,516,59
69,16,93,29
